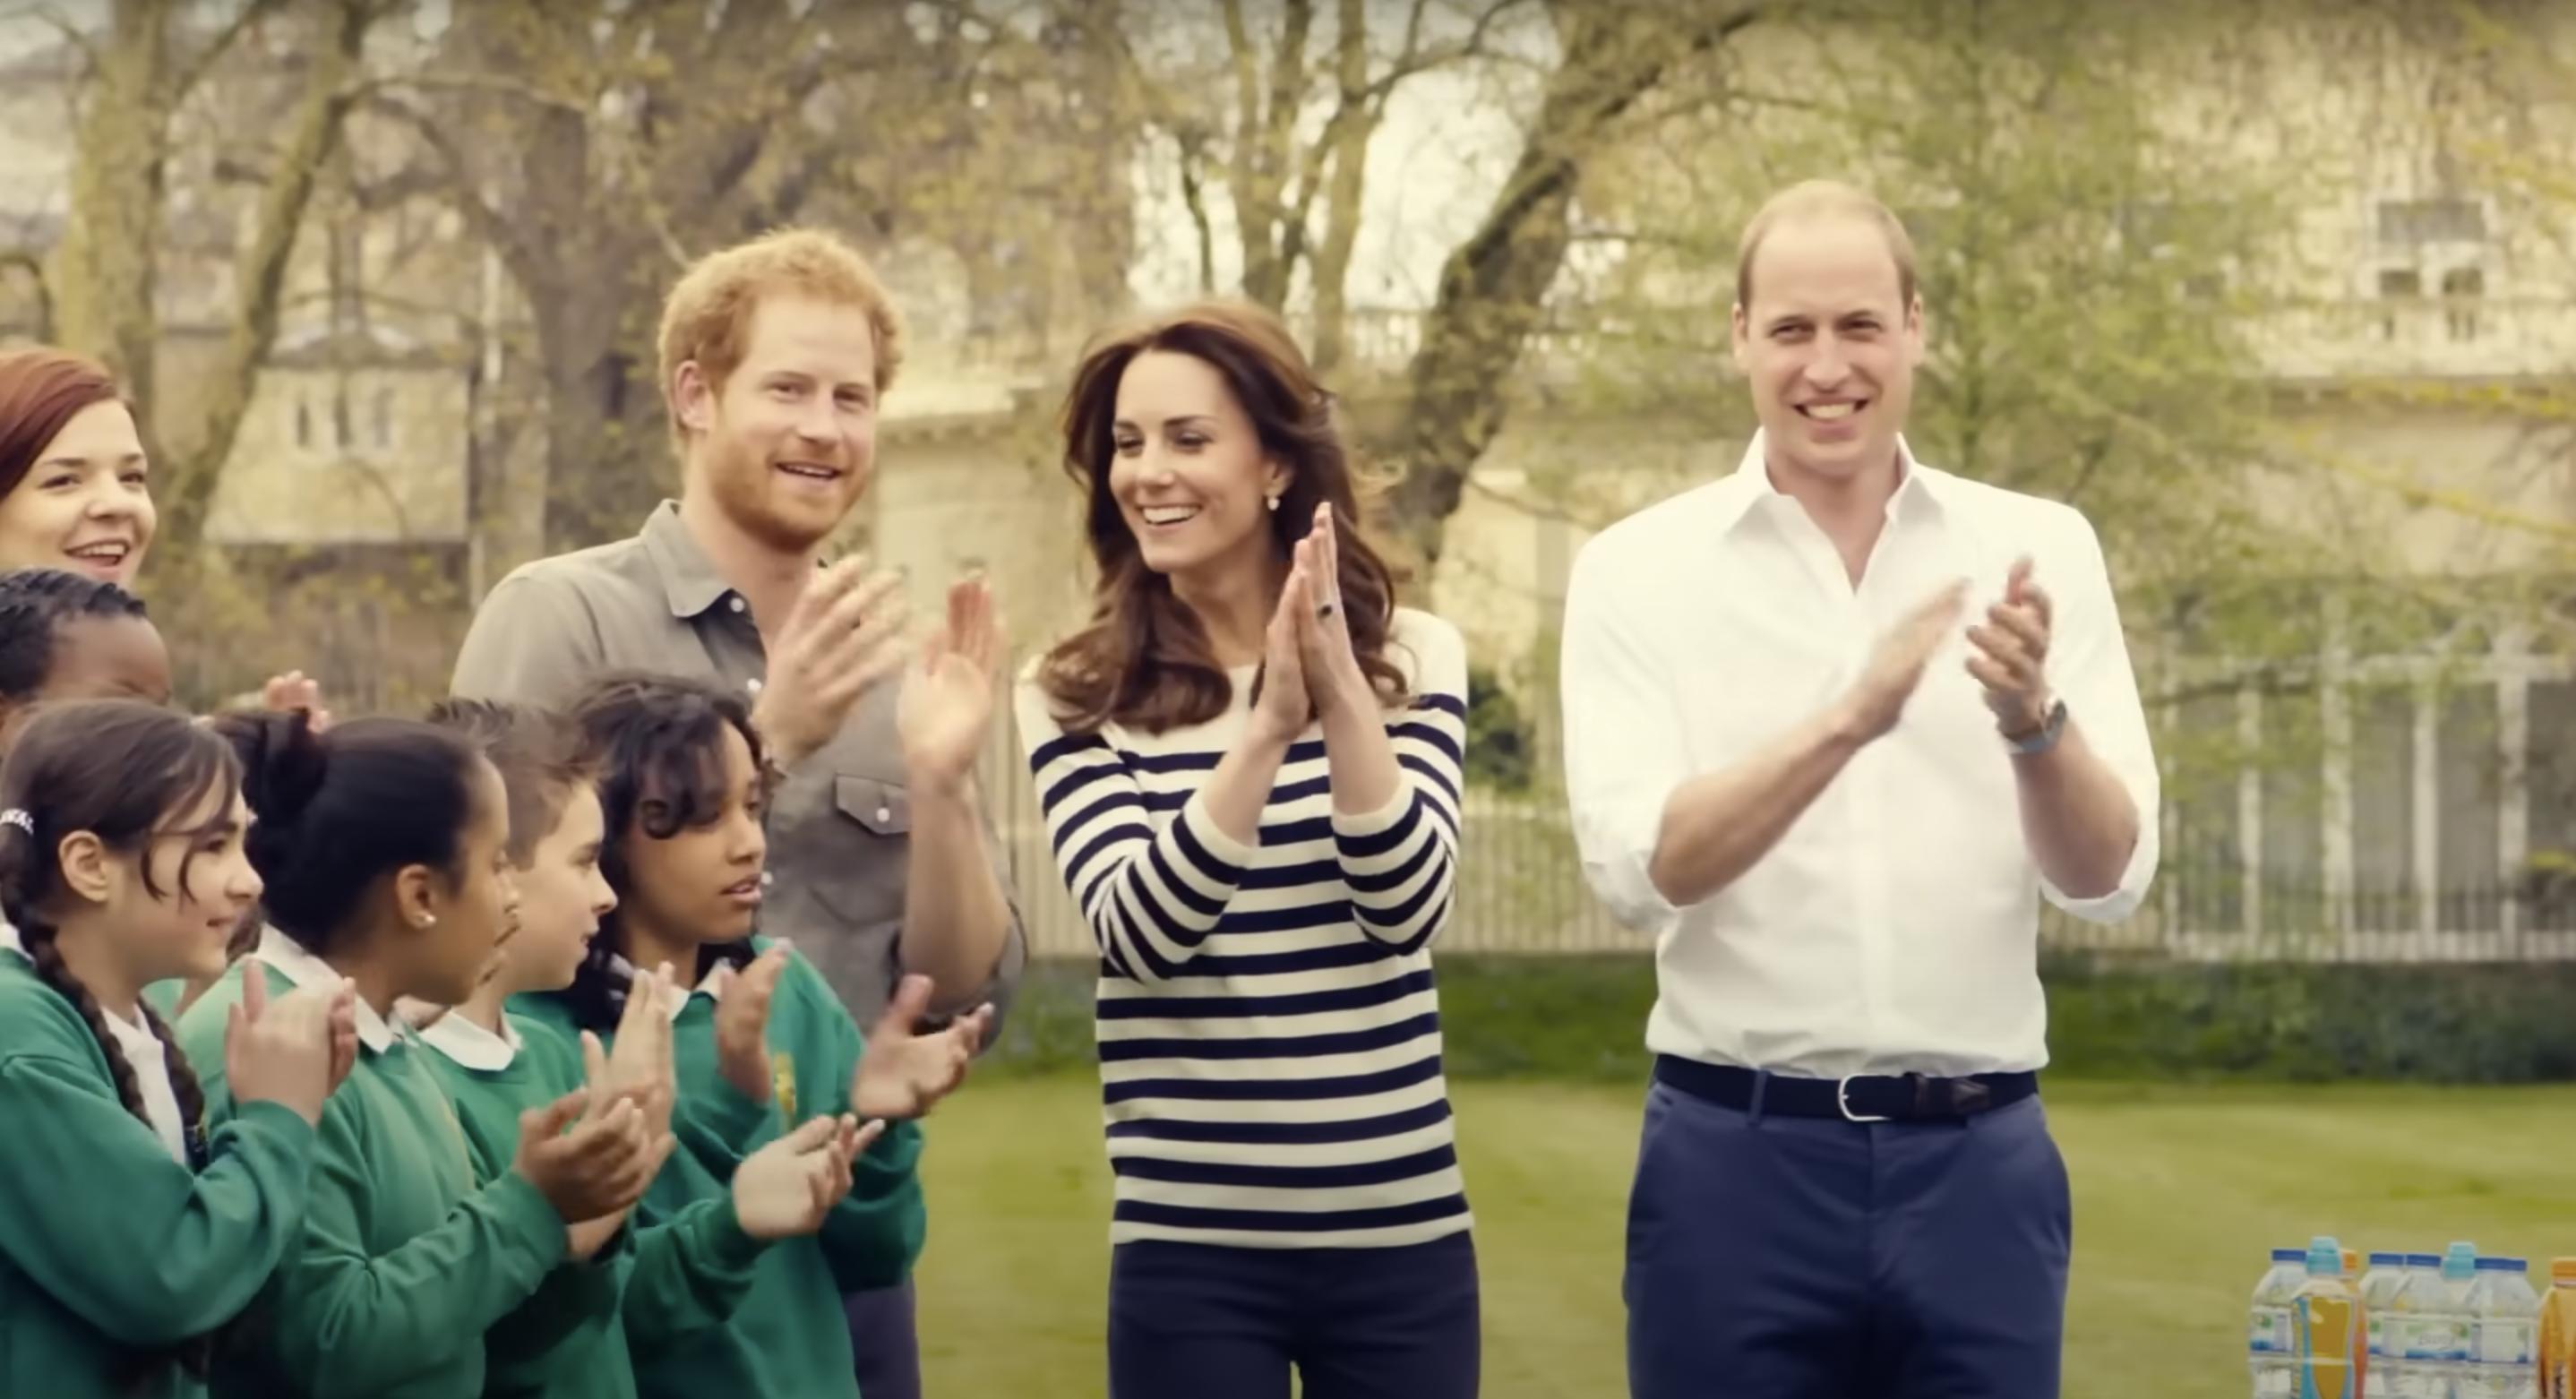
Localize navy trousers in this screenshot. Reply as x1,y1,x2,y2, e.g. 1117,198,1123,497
1625,1075,2071,1399
845,1279,919,1399
1107,1233,1481,1399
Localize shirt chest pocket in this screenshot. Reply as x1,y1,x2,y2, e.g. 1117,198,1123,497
837,775,911,836
803,774,910,924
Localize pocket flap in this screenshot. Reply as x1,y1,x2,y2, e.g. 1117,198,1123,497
835,775,911,835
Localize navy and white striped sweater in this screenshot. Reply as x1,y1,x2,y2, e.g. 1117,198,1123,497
1015,607,1472,1249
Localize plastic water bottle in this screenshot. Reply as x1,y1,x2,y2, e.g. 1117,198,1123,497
2465,1257,2540,1398
2362,1252,2412,1395
2255,1247,2310,1396
2400,1254,2447,1399
2297,1236,2361,1399
2412,1244,2486,1399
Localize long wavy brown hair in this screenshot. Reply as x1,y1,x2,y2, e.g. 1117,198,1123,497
1038,300,1409,735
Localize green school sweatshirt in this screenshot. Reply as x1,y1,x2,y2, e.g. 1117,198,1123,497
422,1009,767,1399
0,957,316,1399
515,940,926,1399
142,977,185,1018
177,954,571,1399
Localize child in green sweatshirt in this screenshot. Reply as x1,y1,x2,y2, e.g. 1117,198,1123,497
176,710,672,1399
517,673,993,1399
417,698,871,1399
0,700,349,1398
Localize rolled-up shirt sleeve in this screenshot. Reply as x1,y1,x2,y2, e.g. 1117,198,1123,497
1559,538,1687,936
2039,510,2161,923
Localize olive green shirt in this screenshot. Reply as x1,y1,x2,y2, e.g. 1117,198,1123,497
448,502,1026,1029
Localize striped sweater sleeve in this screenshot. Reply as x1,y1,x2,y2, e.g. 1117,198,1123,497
1333,614,1466,952
1013,678,1260,983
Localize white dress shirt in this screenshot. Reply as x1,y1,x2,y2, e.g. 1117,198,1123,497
1560,433,2160,1078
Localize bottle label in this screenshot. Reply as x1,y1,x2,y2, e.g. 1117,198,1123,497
2366,1314,2389,1359
2403,1317,2469,1362
2477,1317,2536,1365
2253,1305,2290,1355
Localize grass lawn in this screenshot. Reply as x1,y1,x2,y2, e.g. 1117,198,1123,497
914,1076,2576,1398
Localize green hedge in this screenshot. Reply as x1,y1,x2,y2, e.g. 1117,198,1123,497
978,953,2576,1084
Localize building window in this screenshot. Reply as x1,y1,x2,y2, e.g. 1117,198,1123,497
2376,268,2420,341
2348,683,2417,932
295,399,311,449
2376,198,2486,245
2441,266,2484,340
374,388,393,449
2526,680,2576,931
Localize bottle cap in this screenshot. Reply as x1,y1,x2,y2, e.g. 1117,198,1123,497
2550,1257,2576,1285
2409,1254,2441,1268
2309,1238,2343,1275
2477,1257,2527,1273
2273,1248,2309,1263
2367,1252,2405,1266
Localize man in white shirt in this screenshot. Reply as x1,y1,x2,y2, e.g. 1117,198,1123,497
1560,180,2160,1397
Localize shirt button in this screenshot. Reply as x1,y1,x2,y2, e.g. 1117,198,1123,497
728,597,746,614
874,806,891,823
746,677,763,694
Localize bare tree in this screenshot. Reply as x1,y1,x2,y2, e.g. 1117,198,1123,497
373,0,1134,550
46,0,385,559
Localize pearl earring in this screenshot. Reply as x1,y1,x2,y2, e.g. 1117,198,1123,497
417,914,437,929
1265,494,1281,513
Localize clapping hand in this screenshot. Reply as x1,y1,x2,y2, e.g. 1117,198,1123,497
850,974,992,1121
1964,557,2054,737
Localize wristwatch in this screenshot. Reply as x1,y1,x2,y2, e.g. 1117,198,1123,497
2004,698,2068,756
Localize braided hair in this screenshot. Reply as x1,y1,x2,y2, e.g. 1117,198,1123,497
560,673,774,1032
0,699,243,1382
0,567,149,701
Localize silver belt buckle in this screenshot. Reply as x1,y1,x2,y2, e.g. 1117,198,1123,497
1836,1075,1889,1123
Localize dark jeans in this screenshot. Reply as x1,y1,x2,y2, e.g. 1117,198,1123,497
1625,1077,2072,1398
1107,1232,1481,1399
846,1279,919,1399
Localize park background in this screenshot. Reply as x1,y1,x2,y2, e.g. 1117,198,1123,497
8,0,2576,1393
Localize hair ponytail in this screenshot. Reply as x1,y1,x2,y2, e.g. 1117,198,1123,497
208,711,482,956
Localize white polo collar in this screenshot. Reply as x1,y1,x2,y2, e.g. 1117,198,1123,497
255,926,398,1053
418,1008,521,1071
605,951,731,1023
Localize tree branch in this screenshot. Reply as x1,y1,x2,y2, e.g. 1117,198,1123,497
21,4,99,76
161,0,380,555
0,249,52,342
169,0,288,99
362,70,592,115
356,92,523,272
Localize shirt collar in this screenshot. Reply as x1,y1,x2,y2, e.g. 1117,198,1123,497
605,950,731,1023
418,1008,521,1071
0,918,20,959
639,500,736,619
255,925,398,1053
1709,429,1948,536
99,1000,167,1060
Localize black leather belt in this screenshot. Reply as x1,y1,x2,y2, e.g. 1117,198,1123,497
1653,1054,2038,1122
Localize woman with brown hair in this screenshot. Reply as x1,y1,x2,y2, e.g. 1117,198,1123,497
1015,300,1478,1398
0,347,154,588
0,348,331,723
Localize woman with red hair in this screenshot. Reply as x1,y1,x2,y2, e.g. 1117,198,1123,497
0,347,154,588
